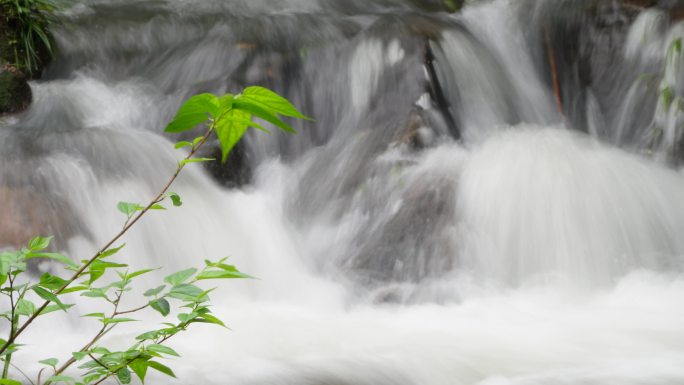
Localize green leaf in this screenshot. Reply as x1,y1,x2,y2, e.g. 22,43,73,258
81,373,103,384
215,109,250,163
117,367,132,384
38,303,74,315
165,93,219,133
81,289,108,300
179,157,214,167
0,379,22,385
146,344,180,357
168,192,182,207
146,361,176,378
144,285,166,297
164,268,197,286
102,317,138,324
199,313,226,328
33,286,68,311
129,360,149,383
72,351,87,361
177,312,198,323
39,273,68,291
150,204,166,210
26,252,78,268
128,268,157,280
196,269,254,280
219,93,234,111
89,260,128,285
98,244,126,259
241,86,311,119
150,298,170,317
39,358,58,367
28,236,52,251
233,99,297,133
91,347,111,355
60,285,88,294
174,141,193,149
16,299,36,316
167,284,203,301
136,330,161,341
83,312,105,318
117,202,143,216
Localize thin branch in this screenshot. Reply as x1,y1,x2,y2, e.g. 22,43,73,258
49,280,127,381
544,27,564,117
0,125,215,357
114,303,149,316
87,354,109,372
2,274,16,378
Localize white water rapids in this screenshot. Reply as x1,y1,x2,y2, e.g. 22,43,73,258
2,0,684,384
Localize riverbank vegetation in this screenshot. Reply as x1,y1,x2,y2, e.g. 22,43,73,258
0,88,308,384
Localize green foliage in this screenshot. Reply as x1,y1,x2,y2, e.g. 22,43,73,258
0,0,59,74
0,87,308,384
165,86,310,162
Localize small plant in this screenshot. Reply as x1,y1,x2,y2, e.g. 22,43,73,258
0,86,309,384
0,0,59,75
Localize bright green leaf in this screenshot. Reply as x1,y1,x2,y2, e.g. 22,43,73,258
39,273,68,291
98,244,126,259
146,344,180,357
174,141,193,149
28,236,52,251
215,109,249,163
33,286,68,311
129,360,149,383
102,317,138,324
196,270,254,280
165,93,219,133
117,202,143,217
179,158,214,167
146,361,176,378
233,99,297,133
26,252,78,268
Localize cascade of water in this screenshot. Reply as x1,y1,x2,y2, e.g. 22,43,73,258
2,0,684,383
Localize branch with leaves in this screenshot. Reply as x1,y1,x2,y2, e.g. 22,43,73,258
0,86,309,385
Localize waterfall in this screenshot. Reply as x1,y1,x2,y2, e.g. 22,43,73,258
2,0,684,383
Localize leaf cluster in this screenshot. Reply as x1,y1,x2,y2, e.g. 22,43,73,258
165,86,311,163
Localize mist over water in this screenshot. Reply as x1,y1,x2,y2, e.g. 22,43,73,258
2,0,684,383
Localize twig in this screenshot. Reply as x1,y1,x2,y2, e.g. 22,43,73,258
544,27,564,117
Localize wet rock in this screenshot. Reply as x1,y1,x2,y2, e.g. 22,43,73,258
411,0,464,13
0,61,31,114
200,141,253,188
0,187,73,250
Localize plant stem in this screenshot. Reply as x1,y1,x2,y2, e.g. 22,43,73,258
0,125,215,357
2,275,16,379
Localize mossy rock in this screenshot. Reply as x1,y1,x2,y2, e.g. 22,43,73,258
0,62,31,115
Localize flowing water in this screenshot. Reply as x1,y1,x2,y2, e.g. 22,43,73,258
2,0,684,384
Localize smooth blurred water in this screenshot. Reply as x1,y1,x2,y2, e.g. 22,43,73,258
2,0,684,384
